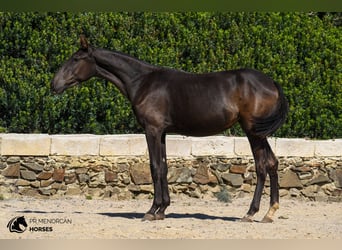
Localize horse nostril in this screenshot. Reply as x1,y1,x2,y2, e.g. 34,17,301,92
50,81,59,94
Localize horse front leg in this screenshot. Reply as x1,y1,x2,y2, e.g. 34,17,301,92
154,133,170,220
143,129,169,221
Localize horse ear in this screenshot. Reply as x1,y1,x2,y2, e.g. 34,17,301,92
80,35,89,50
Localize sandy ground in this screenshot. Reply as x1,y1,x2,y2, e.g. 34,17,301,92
1,195,341,239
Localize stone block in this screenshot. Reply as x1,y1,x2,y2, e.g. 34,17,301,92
89,172,106,188
7,157,20,163
100,134,147,156
22,162,44,172
15,179,31,186
66,186,82,196
191,136,235,157
78,173,89,183
105,170,118,183
301,185,320,198
37,172,53,180
239,183,252,193
51,134,100,156
276,138,315,157
140,184,154,193
130,163,152,185
39,188,56,196
19,188,40,197
0,134,50,156
20,170,36,181
193,165,217,185
52,168,65,182
331,169,342,188
2,164,20,178
75,168,88,175
166,135,192,157
221,173,244,187
289,188,301,197
41,180,54,187
305,173,331,186
168,167,192,184
64,172,77,184
234,137,276,156
315,139,342,157
279,170,303,188
229,165,247,174
128,184,140,192
30,181,40,188
234,137,251,156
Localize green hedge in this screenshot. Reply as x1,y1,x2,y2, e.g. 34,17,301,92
0,12,341,138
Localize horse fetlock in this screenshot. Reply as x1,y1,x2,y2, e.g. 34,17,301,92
155,212,165,220
142,212,165,221
260,202,279,223
240,215,254,223
266,202,279,217
142,213,156,221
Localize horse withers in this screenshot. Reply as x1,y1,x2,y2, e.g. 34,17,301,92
51,35,288,223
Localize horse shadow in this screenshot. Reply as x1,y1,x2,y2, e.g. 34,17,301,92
98,212,240,222
16,210,64,214
17,210,240,222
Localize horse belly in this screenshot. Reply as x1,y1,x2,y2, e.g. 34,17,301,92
169,106,237,136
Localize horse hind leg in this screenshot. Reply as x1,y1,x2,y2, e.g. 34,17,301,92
240,140,267,222
241,135,279,223
261,149,280,223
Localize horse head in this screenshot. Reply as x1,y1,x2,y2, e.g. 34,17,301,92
51,35,96,94
7,216,28,233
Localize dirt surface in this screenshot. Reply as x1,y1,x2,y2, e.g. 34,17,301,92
1,195,341,239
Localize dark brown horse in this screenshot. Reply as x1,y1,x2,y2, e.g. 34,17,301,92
51,35,288,223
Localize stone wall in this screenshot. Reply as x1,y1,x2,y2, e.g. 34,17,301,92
0,134,341,202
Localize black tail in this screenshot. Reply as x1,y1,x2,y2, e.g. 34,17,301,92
252,81,289,137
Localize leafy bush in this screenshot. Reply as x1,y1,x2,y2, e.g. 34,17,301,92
0,12,341,138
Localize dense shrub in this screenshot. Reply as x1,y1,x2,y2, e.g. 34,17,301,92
0,12,341,138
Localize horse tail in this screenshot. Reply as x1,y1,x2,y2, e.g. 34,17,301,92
252,81,289,138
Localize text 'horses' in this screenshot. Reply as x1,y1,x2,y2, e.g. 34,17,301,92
51,35,288,223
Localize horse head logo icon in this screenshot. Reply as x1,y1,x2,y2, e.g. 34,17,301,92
7,216,28,233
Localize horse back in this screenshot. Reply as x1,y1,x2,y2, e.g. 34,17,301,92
133,68,283,136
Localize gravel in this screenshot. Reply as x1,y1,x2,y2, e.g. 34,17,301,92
1,195,341,239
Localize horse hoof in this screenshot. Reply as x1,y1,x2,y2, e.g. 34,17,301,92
155,213,165,220
240,216,253,223
142,213,155,221
261,216,273,223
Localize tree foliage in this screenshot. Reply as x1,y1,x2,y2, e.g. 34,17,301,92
0,12,341,138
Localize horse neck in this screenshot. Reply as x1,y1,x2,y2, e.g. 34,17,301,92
93,48,157,101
